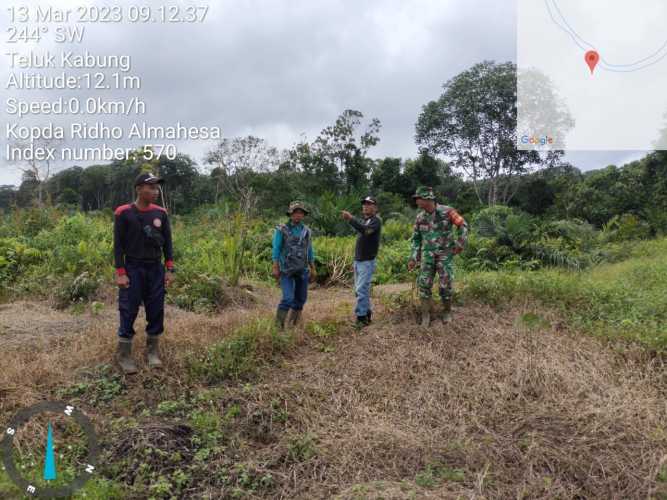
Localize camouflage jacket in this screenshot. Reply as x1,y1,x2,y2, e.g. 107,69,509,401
410,204,469,261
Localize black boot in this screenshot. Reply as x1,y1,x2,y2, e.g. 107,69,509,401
276,309,288,329
146,335,163,369
441,296,452,324
287,309,302,327
355,316,369,329
365,310,372,324
420,299,432,328
116,338,138,375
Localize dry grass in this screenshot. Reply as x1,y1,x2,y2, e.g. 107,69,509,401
1,283,666,499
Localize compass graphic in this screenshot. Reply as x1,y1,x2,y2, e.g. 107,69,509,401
1,401,99,498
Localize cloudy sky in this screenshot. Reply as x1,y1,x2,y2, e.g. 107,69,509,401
0,0,647,186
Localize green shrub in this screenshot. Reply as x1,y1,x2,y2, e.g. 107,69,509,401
53,272,102,309
381,219,412,244
286,433,318,462
461,237,667,350
313,237,355,285
601,213,652,242
171,273,229,312
187,319,291,383
375,240,411,283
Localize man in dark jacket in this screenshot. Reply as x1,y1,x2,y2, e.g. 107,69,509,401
342,196,382,327
113,172,174,374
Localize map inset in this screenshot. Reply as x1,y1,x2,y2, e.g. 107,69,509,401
517,0,667,151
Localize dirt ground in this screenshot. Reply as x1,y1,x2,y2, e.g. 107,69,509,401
1,284,666,499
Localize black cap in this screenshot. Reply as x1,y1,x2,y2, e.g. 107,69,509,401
134,173,164,187
361,196,377,205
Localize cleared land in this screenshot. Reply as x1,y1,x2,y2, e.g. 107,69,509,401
0,283,666,499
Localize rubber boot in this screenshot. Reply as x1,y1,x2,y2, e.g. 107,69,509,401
366,310,372,324
441,296,452,324
146,335,163,369
116,338,138,375
355,315,369,329
420,299,432,328
287,309,302,327
276,309,288,329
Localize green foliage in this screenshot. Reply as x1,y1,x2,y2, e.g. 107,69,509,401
189,409,223,447
0,237,43,287
313,237,354,285
306,192,361,236
53,272,103,309
305,319,340,338
515,312,551,332
187,318,291,383
57,364,126,406
0,199,664,310
601,213,651,242
171,273,229,313
286,433,318,462
156,399,189,417
415,462,465,488
461,237,667,350
375,240,411,283
381,219,412,244
416,61,570,206
466,206,602,271
220,463,275,496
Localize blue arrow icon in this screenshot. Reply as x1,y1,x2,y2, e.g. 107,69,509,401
43,422,56,481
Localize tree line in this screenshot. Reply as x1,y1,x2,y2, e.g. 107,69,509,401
2,61,666,235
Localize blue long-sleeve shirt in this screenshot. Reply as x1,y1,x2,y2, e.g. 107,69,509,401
272,222,315,269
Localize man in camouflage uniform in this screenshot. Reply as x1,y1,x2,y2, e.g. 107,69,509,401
408,186,469,327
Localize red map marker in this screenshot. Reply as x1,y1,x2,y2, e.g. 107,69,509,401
585,50,600,74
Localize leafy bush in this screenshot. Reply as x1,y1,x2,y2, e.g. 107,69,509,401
170,273,229,312
33,213,112,277
461,237,667,350
0,238,43,285
313,237,355,285
305,192,360,236
600,213,651,242
467,206,605,271
53,272,103,309
381,219,412,244
375,240,411,283
187,318,291,383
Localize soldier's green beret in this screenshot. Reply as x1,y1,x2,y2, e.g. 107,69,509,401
412,186,435,200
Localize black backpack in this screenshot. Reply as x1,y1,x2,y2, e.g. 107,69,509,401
278,224,310,276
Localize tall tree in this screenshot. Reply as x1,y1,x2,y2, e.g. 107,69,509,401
0,185,18,210
415,61,570,206
8,137,64,206
80,164,112,211
313,109,381,194
47,166,83,208
156,154,199,214
371,157,404,195
287,110,381,196
204,136,283,208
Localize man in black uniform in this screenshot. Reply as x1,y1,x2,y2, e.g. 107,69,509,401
113,172,174,374
342,196,382,328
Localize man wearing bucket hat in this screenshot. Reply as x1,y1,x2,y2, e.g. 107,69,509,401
408,186,468,327
272,201,316,329
341,196,382,328
113,172,175,374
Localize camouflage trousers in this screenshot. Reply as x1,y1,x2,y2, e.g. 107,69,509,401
416,253,454,300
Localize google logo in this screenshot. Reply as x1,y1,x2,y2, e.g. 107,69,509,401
521,135,554,146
